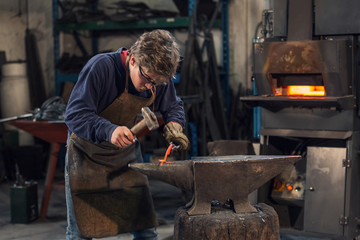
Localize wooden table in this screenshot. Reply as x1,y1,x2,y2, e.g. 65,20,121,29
10,120,68,218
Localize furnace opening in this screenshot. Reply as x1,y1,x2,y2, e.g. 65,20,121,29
270,73,325,96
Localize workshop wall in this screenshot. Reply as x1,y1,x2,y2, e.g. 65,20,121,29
0,1,54,98
0,2,27,63
27,1,54,98
229,0,271,92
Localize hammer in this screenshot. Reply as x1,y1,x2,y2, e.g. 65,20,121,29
130,107,159,136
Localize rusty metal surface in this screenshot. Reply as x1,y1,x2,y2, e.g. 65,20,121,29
129,155,301,215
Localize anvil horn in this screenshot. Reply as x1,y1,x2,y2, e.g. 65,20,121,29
129,155,301,215
128,161,194,192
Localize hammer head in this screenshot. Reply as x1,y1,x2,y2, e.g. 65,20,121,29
141,107,159,131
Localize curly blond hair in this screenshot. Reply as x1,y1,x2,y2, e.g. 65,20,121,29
129,29,180,83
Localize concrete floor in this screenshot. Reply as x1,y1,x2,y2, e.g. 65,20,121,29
0,170,182,240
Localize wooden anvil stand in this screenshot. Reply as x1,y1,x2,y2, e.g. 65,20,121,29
174,203,280,240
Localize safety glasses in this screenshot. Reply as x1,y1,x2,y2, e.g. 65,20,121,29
139,65,157,87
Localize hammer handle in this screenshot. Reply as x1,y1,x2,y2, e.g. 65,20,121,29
130,119,147,136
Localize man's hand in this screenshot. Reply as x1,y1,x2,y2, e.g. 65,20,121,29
163,122,190,151
111,126,135,148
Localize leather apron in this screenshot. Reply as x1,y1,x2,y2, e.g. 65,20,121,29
67,69,157,238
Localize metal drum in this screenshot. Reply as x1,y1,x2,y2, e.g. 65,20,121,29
0,62,30,118
1,62,33,145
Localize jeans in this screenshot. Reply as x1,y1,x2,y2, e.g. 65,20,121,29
65,153,158,240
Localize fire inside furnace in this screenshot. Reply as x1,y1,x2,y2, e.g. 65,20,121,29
275,85,325,96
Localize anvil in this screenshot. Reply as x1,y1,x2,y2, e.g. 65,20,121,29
129,155,301,215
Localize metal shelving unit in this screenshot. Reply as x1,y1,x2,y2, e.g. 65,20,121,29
56,17,191,31
53,0,228,96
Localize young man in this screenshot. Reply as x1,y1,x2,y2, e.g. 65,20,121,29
64,29,190,240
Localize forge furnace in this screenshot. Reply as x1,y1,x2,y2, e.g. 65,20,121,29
242,0,360,239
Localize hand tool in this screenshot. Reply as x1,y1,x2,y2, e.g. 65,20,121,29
0,113,33,123
130,107,159,135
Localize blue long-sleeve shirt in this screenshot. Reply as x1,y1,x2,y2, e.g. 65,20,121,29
65,48,185,144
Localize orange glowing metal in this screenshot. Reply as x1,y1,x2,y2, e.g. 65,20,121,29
287,85,325,96
159,144,173,166
273,180,285,191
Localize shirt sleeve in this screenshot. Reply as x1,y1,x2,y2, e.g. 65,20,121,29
65,55,120,144
154,80,186,129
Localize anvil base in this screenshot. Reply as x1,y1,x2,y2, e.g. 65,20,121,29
174,203,280,240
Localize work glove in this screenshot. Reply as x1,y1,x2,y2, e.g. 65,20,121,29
163,121,190,151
